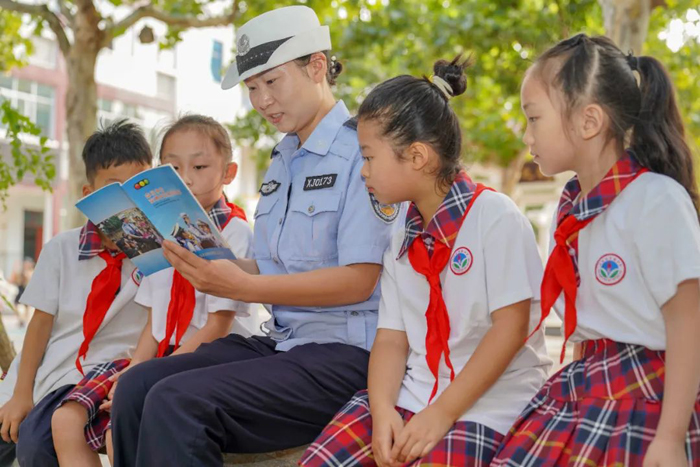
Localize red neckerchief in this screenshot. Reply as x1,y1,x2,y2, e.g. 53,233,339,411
405,174,492,403
76,250,126,374
529,154,647,362
157,201,247,357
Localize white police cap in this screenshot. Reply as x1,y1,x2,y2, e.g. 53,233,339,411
221,6,332,89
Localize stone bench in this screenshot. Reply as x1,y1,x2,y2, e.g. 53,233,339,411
223,445,307,467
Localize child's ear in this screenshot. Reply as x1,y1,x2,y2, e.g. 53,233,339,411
580,103,605,140
82,183,94,197
223,162,238,185
407,142,431,171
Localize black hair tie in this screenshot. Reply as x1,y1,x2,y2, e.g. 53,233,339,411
626,52,639,71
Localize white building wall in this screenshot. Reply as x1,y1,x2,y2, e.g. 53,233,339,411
1,10,256,275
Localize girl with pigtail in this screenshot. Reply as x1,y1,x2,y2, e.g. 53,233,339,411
491,34,700,467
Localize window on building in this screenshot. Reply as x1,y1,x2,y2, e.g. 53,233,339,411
0,76,56,139
156,72,176,101
23,210,44,262
97,99,115,129
97,98,147,132
28,36,58,69
98,98,113,113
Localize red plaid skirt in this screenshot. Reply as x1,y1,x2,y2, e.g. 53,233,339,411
56,359,130,451
491,339,700,466
299,390,503,466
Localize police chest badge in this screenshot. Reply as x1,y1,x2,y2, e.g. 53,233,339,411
259,180,281,196
369,193,399,224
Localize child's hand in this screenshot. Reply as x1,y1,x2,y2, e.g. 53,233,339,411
0,394,34,443
371,407,404,467
643,436,689,467
389,404,454,465
99,364,133,412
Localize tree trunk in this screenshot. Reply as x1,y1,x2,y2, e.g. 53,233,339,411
0,316,16,373
64,3,102,228
500,148,529,196
598,0,666,53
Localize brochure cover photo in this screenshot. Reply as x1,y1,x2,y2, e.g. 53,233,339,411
76,164,235,275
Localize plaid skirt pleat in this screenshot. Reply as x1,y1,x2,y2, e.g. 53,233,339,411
299,390,503,467
56,358,130,451
490,339,700,466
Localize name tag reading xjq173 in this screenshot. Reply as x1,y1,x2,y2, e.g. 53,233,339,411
304,174,337,191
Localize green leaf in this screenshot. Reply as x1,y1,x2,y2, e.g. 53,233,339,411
0,101,56,209
0,11,35,70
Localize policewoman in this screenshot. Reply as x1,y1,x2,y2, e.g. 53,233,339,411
110,6,396,466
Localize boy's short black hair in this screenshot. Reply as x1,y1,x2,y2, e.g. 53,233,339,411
83,119,153,183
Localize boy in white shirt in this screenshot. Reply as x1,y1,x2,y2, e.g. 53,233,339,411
0,120,152,467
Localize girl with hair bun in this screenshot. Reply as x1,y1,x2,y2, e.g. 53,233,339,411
300,56,551,467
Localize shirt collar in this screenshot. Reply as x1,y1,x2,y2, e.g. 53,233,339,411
558,150,643,224
397,170,478,259
271,100,351,158
78,221,105,261
207,196,232,231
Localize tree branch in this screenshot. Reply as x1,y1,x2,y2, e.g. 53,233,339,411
104,0,239,46
57,0,74,25
0,0,71,55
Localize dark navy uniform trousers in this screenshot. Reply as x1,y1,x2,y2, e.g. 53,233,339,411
111,334,370,467
0,384,73,467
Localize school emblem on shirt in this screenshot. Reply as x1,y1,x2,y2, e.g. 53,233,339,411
450,247,473,275
131,268,144,286
595,253,626,286
369,193,399,224
259,180,281,196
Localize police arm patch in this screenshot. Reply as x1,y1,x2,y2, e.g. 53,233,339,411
370,193,399,224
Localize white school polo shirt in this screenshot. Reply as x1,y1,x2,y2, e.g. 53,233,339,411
0,228,147,405
378,191,552,435
550,172,700,349
136,217,263,342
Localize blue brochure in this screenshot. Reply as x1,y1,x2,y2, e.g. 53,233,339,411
76,164,235,276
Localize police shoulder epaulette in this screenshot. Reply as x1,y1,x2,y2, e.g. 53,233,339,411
343,116,358,131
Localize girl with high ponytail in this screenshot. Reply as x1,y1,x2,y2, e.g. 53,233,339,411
300,56,551,466
492,34,700,467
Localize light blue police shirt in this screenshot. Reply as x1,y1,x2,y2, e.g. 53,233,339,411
253,101,395,351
